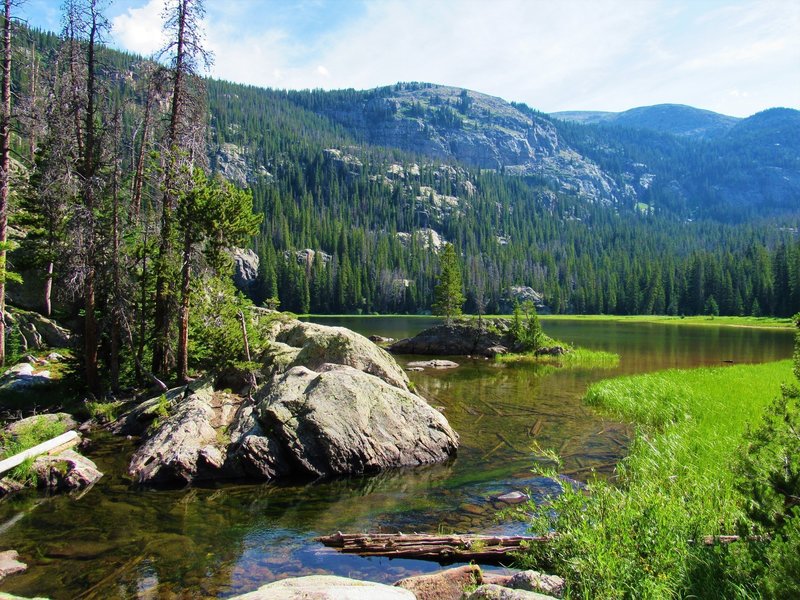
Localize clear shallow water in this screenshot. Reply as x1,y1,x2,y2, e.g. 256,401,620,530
0,318,794,599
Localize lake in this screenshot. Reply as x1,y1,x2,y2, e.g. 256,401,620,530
0,318,794,599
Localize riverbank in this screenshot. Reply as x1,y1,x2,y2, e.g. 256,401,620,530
518,359,795,598
302,314,796,330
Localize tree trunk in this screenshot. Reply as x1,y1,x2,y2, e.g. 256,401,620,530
43,261,53,317
176,229,192,383
81,7,100,394
0,0,11,366
109,114,121,391
152,0,188,378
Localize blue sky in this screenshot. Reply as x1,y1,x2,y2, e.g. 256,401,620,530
18,0,800,117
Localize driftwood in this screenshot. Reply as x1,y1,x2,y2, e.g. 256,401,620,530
316,532,551,564
318,531,760,564
0,430,80,475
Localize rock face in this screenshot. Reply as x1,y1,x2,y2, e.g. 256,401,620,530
125,320,458,485
315,84,630,206
230,575,416,599
389,322,515,357
232,248,260,299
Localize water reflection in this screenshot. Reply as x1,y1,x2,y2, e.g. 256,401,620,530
0,318,793,598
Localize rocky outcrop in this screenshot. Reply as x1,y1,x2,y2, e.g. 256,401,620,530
1,415,101,496
3,413,77,436
124,320,458,485
32,450,103,493
501,286,549,314
232,248,260,298
230,575,415,599
389,322,515,357
257,364,458,477
128,380,222,484
394,565,482,600
3,309,73,351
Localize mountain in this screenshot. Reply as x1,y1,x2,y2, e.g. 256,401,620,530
279,83,632,204
273,85,800,221
11,28,800,318
552,104,740,139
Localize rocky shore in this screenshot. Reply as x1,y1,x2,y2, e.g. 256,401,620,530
120,318,459,485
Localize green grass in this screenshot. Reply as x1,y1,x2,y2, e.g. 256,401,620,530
497,346,620,369
0,415,70,483
303,313,794,330
537,314,794,330
518,360,794,599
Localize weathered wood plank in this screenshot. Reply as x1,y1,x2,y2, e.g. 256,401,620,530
0,431,80,475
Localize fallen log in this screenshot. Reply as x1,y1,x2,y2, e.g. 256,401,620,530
0,431,80,476
316,532,552,564
318,531,759,564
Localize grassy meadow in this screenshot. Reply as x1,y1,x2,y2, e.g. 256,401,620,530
519,358,798,598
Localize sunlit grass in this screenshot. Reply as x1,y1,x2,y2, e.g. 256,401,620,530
518,360,794,598
497,347,620,369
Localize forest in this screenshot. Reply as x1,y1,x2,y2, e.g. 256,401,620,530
2,1,799,395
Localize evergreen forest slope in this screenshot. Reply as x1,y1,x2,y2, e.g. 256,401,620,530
11,28,800,318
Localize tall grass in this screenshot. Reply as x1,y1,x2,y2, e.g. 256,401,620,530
0,415,70,483
518,360,793,599
498,347,620,369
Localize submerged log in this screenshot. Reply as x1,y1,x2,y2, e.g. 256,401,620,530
316,532,552,564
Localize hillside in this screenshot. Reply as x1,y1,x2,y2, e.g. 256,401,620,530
553,104,740,139
272,86,800,222
9,28,800,320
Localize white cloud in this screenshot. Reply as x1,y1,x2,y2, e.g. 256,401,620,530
105,0,800,117
111,0,165,57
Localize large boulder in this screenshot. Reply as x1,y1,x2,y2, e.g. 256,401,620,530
394,565,482,600
128,380,222,484
257,364,458,477
389,321,515,357
276,322,410,390
0,550,27,581
125,320,459,485
230,575,415,599
466,585,557,600
507,571,564,597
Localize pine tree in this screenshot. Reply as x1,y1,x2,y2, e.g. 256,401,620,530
432,243,464,325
